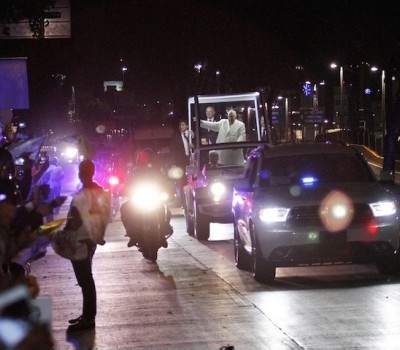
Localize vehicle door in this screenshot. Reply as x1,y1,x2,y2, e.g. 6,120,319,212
233,152,259,247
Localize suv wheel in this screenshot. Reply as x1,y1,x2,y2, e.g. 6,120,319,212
234,222,251,271
185,208,194,236
194,202,210,240
251,226,275,283
376,253,400,275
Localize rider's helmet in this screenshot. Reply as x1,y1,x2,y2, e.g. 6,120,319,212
135,148,154,168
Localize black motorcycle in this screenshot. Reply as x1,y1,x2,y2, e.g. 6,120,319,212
121,179,173,261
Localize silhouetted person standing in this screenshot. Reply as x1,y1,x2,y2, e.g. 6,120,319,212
66,159,109,332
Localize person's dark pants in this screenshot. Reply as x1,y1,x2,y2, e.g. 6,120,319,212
71,247,96,320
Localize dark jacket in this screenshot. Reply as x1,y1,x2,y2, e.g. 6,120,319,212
170,132,191,170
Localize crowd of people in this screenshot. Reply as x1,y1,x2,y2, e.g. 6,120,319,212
0,139,115,344
0,147,67,348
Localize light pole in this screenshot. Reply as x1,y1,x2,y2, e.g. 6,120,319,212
371,66,386,136
215,70,221,94
370,66,386,135
382,70,386,135
330,63,344,128
122,66,128,86
194,63,203,93
278,95,290,141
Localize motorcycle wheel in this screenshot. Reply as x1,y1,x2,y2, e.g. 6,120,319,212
142,245,159,262
109,196,120,223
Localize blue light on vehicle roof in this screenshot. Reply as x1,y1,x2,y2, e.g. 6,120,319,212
302,176,317,185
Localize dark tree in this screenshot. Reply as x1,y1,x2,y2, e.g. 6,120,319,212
0,0,56,38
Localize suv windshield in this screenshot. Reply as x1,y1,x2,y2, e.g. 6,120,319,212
260,153,374,187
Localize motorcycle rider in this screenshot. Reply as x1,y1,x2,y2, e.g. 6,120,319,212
120,148,173,248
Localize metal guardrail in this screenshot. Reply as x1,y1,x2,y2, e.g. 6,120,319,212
350,144,400,183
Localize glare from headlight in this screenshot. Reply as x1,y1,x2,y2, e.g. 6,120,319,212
63,146,78,159
210,182,226,196
369,201,396,217
210,182,226,202
129,183,162,211
259,207,290,223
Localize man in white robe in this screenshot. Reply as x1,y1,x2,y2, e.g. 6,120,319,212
200,110,246,166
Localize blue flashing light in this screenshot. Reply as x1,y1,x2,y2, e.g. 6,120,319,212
302,176,317,185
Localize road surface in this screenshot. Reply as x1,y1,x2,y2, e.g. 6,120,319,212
29,202,400,349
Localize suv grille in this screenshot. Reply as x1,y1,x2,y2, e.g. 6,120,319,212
287,203,373,226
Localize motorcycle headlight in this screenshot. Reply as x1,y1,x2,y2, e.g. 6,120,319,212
259,207,290,223
129,183,164,211
210,182,226,202
369,201,397,217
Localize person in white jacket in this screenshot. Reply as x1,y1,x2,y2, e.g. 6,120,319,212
200,109,246,166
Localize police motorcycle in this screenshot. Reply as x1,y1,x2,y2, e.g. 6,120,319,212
120,149,173,262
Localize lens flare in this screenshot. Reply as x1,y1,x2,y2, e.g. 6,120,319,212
319,190,354,232
96,125,106,134
168,166,184,179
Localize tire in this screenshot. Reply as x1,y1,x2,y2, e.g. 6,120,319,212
142,245,159,262
234,222,251,271
194,202,210,241
110,196,120,223
376,253,400,275
251,226,275,283
185,208,194,236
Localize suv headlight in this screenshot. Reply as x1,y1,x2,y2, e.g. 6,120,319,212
259,207,290,223
210,182,226,202
369,201,396,217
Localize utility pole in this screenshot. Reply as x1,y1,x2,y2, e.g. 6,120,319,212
381,42,400,182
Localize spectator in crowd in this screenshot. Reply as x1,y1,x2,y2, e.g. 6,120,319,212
0,147,61,287
42,157,65,215
26,152,49,201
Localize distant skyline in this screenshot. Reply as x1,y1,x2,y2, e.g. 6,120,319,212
1,1,400,121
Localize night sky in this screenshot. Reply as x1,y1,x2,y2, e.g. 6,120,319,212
1,0,400,124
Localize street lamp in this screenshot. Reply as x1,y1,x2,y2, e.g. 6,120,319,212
370,66,386,135
215,70,221,93
122,66,128,85
330,63,344,128
278,95,290,141
194,63,202,73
